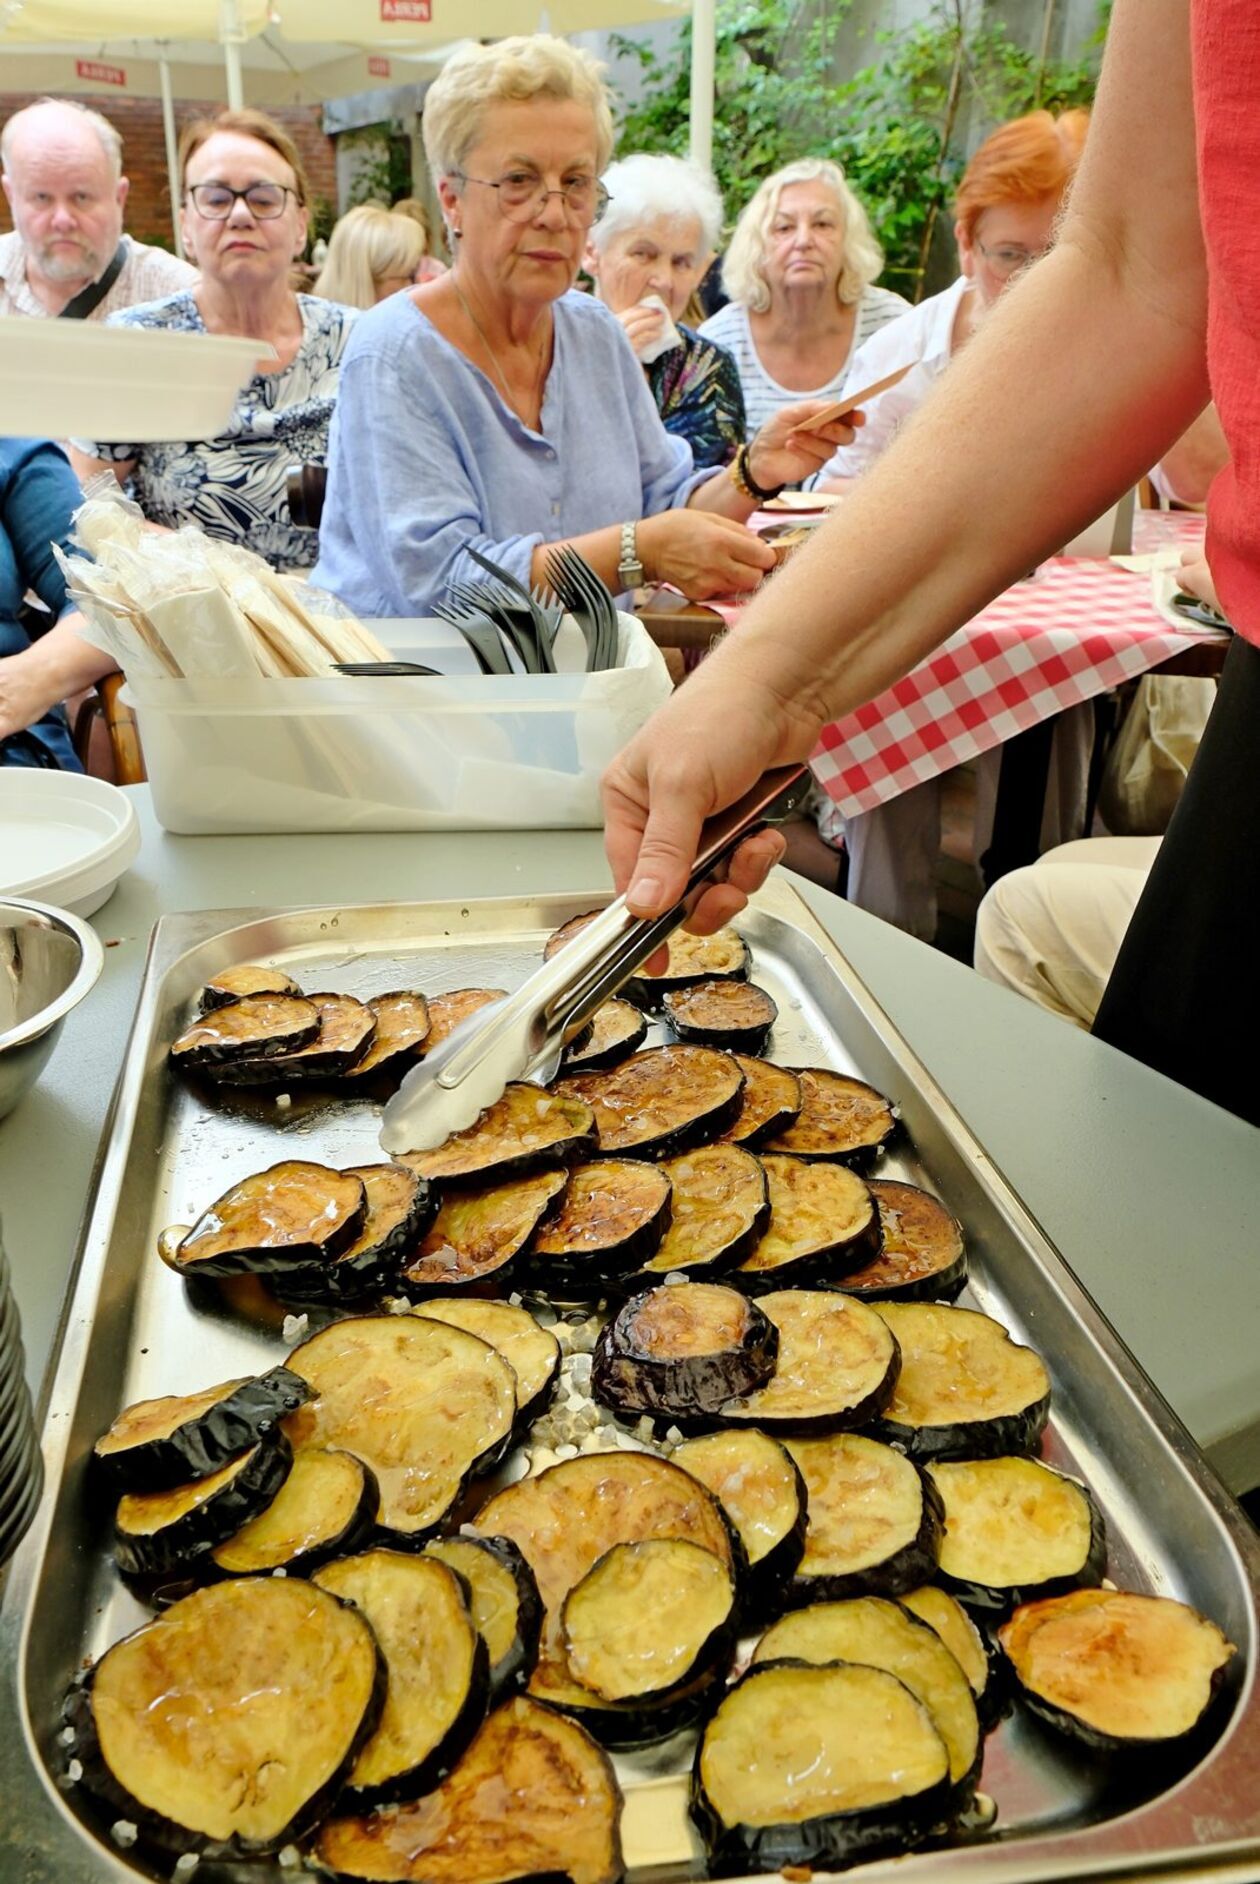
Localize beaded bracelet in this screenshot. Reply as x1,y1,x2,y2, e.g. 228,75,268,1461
730,440,785,504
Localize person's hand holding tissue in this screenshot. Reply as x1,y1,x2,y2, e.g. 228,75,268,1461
620,293,683,365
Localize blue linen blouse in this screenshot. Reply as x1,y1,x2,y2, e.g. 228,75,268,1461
0,437,84,771
312,288,712,618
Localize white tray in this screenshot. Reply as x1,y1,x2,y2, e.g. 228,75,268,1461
0,771,139,917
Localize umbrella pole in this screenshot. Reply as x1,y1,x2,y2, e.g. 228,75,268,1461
157,54,185,259
220,0,246,107
689,0,716,174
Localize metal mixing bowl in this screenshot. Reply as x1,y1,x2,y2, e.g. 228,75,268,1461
0,898,104,1121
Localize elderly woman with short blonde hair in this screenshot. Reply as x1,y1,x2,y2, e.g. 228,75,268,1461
701,157,908,439
313,36,852,616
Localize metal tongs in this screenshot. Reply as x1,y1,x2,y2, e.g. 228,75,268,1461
380,764,812,1155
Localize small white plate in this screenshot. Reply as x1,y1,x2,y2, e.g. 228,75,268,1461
0,772,140,918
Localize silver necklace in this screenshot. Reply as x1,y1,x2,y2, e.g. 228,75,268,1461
451,272,549,423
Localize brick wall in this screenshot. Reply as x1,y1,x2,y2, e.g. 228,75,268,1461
0,94,337,249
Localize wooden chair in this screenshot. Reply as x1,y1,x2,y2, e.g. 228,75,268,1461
71,673,145,785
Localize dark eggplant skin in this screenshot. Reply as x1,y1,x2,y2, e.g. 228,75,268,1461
349,1631,491,1814
114,1431,294,1577
400,1087,598,1187
541,1665,725,1751
209,1449,381,1578
169,993,320,1070
423,1534,544,1705
562,998,649,1072
93,1366,311,1492
786,1452,944,1606
62,1579,385,1861
210,991,376,1085
873,1391,1052,1464
663,980,778,1056
554,1047,746,1162
930,1463,1108,1618
199,964,301,1012
276,1165,435,1305
843,1180,968,1304
528,1160,673,1292
591,1285,778,1424
690,1658,957,1876
171,1162,368,1280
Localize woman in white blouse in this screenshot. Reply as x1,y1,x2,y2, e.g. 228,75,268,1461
699,158,908,439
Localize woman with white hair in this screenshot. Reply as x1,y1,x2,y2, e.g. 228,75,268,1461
700,158,909,438
585,153,744,468
313,37,851,618
313,204,429,308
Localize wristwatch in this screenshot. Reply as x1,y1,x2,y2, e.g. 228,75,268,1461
616,520,645,591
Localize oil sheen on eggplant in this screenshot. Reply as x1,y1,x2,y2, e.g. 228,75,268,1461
170,1161,367,1279
718,1288,900,1435
786,1431,943,1601
736,1154,881,1286
871,1301,1052,1460
423,1535,544,1704
634,1143,770,1283
562,1538,737,1703
93,1365,310,1491
114,1432,293,1576
210,1446,378,1575
400,1169,567,1295
929,1456,1106,1614
672,1428,807,1608
399,1086,597,1185
843,1179,968,1302
170,992,320,1069
663,978,778,1054
529,1160,672,1286
592,1282,778,1421
763,1067,897,1165
554,1045,745,1159
410,1296,560,1428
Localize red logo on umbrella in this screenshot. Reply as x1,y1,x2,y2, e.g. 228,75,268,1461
380,0,432,19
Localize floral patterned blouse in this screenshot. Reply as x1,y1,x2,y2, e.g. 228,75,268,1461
73,292,356,570
647,323,746,470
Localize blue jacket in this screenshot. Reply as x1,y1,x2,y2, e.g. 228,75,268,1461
0,435,83,769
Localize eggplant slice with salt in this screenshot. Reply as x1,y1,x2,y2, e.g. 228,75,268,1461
211,991,376,1084
997,1587,1236,1753
692,1659,953,1875
168,1160,367,1280
871,1301,1051,1460
342,991,432,1084
673,1428,807,1615
736,1153,881,1288
843,1179,968,1303
64,1577,383,1860
93,1365,310,1491
718,1288,899,1436
114,1432,293,1577
279,1163,433,1303
555,1045,745,1160
210,1445,378,1576
313,1551,489,1809
399,1169,567,1296
663,979,778,1055
545,913,750,1010
411,1296,560,1428
315,1694,624,1884
199,963,301,1012
753,1597,981,1811
400,1085,597,1186
592,1282,777,1423
929,1456,1107,1616
285,1315,517,1541
720,1055,802,1148
528,1159,672,1290
423,1535,543,1704
419,987,508,1055
562,997,649,1072
563,1538,737,1704
763,1067,897,1167
633,1142,770,1284
170,992,320,1072
902,1584,999,1722
786,1432,943,1603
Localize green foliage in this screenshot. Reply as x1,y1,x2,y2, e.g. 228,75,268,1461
342,125,413,211
612,0,1105,298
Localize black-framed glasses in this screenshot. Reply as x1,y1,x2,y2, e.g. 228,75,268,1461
184,182,300,221
975,238,1051,280
452,169,610,225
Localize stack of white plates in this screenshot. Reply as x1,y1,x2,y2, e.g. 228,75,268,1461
0,772,140,918
0,1221,42,1569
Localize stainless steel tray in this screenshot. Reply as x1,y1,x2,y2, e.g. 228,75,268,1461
2,879,1258,1884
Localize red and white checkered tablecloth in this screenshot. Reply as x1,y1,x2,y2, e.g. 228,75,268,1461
808,511,1223,818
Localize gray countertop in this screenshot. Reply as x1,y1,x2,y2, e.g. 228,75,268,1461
3,790,1257,1492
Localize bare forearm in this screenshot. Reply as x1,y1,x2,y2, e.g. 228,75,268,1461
687,466,757,522
0,613,117,740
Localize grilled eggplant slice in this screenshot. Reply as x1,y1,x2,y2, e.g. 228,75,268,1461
66,1577,383,1858
315,1694,624,1884
719,1288,899,1436
420,987,508,1055
736,1154,881,1287
169,1160,367,1280
285,1316,517,1541
997,1587,1236,1752
213,991,376,1084
411,1297,560,1427
787,1432,943,1602
280,1164,433,1303
663,979,778,1054
844,1180,968,1303
170,993,320,1071
902,1584,997,1720
753,1598,981,1809
424,1536,543,1704
93,1365,310,1491
313,1551,489,1809
929,1456,1106,1615
692,1659,952,1874
114,1433,292,1576
210,1447,378,1575
592,1283,777,1422
199,963,301,1012
556,1046,746,1161
634,1143,770,1284
400,1086,597,1186
673,1429,807,1614
343,991,431,1083
562,1539,737,1704
545,915,749,1009
400,1170,567,1296
720,1055,802,1148
764,1068,897,1167
530,1160,672,1288
562,998,648,1072
871,1302,1051,1460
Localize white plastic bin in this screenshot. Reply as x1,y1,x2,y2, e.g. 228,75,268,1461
124,616,672,835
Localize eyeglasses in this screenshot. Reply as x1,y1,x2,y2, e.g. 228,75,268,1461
452,169,610,225
184,182,300,221
975,239,1051,280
